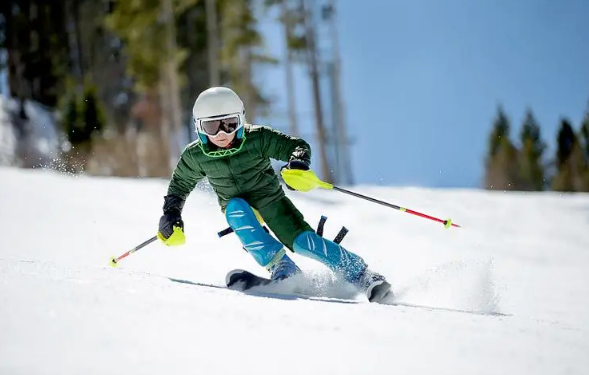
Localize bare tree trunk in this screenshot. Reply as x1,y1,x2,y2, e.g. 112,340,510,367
301,0,332,183
206,0,220,87
158,77,173,175
161,0,183,166
64,0,82,83
5,0,29,105
327,0,352,185
73,0,84,79
282,0,299,136
241,48,256,122
236,0,254,121
135,90,171,177
218,0,257,122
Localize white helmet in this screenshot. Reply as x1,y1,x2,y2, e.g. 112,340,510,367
192,87,246,144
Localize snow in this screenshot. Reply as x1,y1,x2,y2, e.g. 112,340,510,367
1,166,588,374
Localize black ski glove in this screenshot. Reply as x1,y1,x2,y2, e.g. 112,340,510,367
284,159,310,171
158,195,185,241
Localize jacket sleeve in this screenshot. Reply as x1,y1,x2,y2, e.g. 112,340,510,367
166,147,206,201
259,126,311,165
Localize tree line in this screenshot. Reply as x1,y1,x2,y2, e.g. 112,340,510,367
1,0,338,178
484,101,589,192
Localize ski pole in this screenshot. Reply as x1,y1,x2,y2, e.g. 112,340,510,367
281,168,461,228
329,186,460,228
109,235,158,267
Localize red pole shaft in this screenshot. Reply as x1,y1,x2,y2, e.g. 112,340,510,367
114,236,158,262
404,208,461,228
332,186,461,228
115,250,133,262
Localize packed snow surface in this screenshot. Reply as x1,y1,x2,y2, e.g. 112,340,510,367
1,167,588,374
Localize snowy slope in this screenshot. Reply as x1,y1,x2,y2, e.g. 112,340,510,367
1,167,588,375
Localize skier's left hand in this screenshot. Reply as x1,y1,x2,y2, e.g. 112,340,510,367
281,160,322,192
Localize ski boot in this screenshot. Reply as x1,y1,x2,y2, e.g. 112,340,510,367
268,252,301,281
226,249,301,291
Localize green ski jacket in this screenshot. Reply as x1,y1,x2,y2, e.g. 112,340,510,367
167,125,311,211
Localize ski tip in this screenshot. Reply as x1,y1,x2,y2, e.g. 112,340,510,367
368,280,393,303
225,269,248,288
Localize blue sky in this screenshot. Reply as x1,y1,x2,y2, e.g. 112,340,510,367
258,0,589,188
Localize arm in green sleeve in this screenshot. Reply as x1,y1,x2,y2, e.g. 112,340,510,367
166,149,205,201
259,126,312,165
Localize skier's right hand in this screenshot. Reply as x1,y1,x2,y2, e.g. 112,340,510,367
157,195,186,246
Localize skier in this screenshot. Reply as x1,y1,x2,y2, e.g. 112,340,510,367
157,86,392,302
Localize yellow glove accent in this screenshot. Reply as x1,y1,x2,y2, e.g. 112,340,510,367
281,169,334,192
157,226,186,246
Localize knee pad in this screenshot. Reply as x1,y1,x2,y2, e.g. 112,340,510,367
225,198,284,267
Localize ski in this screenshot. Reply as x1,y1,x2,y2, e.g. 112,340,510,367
172,272,507,316
224,268,394,304
225,269,275,291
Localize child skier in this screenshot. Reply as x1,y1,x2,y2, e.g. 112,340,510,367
157,86,392,302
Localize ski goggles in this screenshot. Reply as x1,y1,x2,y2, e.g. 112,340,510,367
198,114,241,136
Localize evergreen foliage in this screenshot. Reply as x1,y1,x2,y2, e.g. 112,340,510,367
518,109,546,191
485,106,520,190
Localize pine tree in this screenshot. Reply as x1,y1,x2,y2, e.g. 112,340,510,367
518,109,546,191
176,3,210,115
58,78,107,173
105,0,194,176
81,82,107,140
581,102,589,162
578,102,589,190
1,1,70,108
552,118,586,192
62,92,83,145
61,81,106,147
484,106,520,190
556,118,575,167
